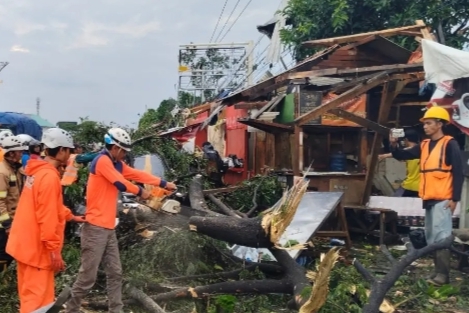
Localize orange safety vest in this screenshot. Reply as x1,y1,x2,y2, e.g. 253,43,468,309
61,154,78,186
419,136,453,201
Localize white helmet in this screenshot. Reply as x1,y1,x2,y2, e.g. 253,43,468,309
17,134,41,147
0,130,13,147
2,136,28,153
41,127,74,149
104,127,132,151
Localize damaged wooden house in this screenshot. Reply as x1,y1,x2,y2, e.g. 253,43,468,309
195,21,467,244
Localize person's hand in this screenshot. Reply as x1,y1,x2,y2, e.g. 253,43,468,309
50,250,66,273
165,182,177,191
378,154,388,162
447,200,457,214
140,188,151,200
71,215,86,223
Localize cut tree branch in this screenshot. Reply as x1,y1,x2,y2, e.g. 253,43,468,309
152,279,293,302
356,236,454,313
124,284,167,313
207,194,241,218
189,215,272,248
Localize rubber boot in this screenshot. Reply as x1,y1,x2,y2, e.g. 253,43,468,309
427,249,450,286
425,252,437,280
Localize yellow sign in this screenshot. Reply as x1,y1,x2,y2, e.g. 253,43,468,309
178,65,190,72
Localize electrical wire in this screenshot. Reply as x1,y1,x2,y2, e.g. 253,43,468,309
214,0,241,43
209,0,229,43
218,0,253,43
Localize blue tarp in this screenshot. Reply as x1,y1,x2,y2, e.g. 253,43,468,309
0,112,43,140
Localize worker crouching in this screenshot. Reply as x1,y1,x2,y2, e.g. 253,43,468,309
6,127,86,313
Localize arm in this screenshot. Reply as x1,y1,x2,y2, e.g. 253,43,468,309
63,206,73,221
95,157,143,196
121,163,167,188
0,174,9,219
35,174,63,251
75,152,99,164
446,140,464,202
390,144,421,161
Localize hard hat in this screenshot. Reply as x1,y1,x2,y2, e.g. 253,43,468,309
0,130,13,146
2,136,28,153
41,127,74,149
17,134,35,145
420,105,450,122
104,127,132,151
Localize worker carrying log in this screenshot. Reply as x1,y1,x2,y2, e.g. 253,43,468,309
65,127,176,313
0,129,14,162
378,128,420,197
389,105,463,286
0,135,27,272
6,128,86,313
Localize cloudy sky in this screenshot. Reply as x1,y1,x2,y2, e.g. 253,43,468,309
0,0,284,127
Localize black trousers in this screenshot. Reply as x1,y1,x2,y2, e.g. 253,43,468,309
0,229,12,272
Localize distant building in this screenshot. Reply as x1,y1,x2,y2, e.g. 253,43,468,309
25,114,55,130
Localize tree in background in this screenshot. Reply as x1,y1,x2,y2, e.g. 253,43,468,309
280,0,469,61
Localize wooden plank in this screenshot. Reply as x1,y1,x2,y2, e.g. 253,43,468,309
265,133,275,169
361,80,407,204
274,132,291,169
397,30,422,36
255,132,266,174
288,63,423,80
293,125,302,175
234,101,269,110
295,71,392,126
303,24,426,47
338,35,379,50
328,109,390,136
251,94,285,120
237,118,294,134
416,20,433,40
358,128,368,172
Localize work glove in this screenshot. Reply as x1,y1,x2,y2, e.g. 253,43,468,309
50,250,66,273
0,213,10,223
70,215,86,223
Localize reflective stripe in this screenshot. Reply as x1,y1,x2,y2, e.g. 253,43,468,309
0,191,6,198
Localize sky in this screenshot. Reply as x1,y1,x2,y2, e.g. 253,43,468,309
0,0,284,127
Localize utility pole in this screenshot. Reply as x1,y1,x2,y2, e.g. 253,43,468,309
36,98,40,116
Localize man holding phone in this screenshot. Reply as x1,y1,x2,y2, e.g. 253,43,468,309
388,106,463,286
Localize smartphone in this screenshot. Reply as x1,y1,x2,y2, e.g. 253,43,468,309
391,128,405,139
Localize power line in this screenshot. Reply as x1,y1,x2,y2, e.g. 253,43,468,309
214,0,241,43
209,0,229,43
219,0,253,43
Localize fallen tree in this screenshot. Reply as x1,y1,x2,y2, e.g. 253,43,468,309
84,175,461,313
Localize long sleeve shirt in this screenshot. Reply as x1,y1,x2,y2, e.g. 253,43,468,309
390,137,464,204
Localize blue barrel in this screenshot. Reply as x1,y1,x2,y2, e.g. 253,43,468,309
330,152,347,171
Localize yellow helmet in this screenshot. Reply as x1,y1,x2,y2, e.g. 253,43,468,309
420,105,450,122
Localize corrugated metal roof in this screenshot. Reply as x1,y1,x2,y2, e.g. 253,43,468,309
25,114,55,127
359,36,411,64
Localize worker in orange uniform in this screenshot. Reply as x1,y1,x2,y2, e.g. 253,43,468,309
0,135,27,271
66,127,176,313
389,106,463,286
0,130,14,162
6,127,86,313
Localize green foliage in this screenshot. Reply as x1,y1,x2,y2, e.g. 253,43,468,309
280,0,469,60
60,117,109,145
221,175,283,213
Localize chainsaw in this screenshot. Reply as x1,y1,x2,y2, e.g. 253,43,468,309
123,185,185,214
